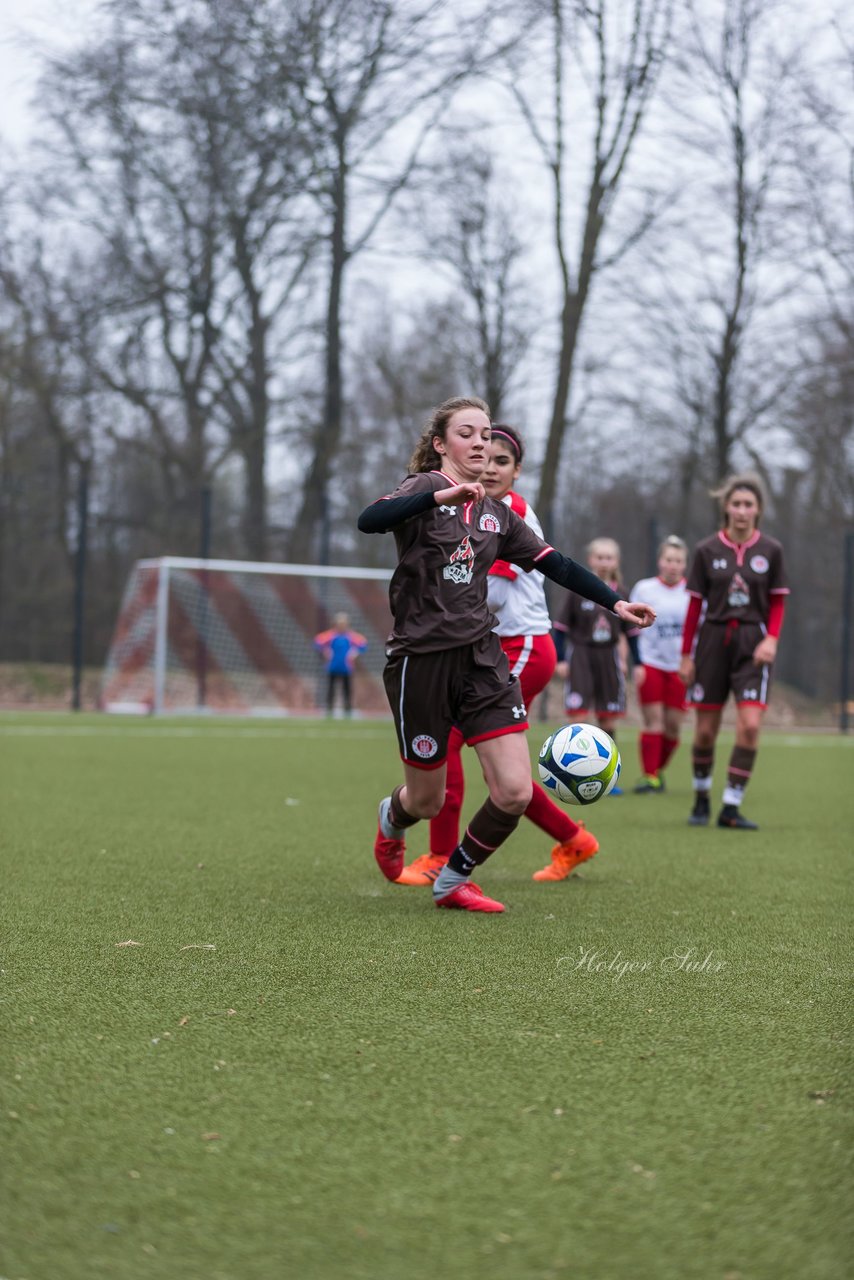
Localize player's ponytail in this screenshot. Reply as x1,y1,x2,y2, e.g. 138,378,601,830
408,396,491,473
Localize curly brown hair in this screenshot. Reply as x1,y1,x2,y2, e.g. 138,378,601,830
408,396,491,473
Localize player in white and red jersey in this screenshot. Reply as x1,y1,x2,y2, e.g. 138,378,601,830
395,424,600,886
628,536,690,793
679,475,789,830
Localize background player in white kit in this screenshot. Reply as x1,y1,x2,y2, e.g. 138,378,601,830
628,536,691,793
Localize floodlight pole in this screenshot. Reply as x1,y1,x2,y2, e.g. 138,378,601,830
841,530,854,733
197,486,212,709
647,516,661,576
71,459,90,711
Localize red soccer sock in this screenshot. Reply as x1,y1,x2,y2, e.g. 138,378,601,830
640,731,663,777
428,727,465,856
524,781,580,841
660,736,679,771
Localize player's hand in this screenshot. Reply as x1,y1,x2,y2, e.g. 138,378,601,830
434,481,486,506
753,635,777,666
634,664,647,689
615,599,655,628
555,660,568,680
679,655,695,687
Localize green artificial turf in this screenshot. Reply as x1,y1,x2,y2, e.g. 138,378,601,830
0,713,851,1280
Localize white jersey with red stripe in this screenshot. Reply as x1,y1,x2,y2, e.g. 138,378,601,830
487,491,552,637
629,575,690,672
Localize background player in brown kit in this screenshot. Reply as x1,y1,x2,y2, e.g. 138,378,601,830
679,475,789,830
553,537,630,795
358,396,656,913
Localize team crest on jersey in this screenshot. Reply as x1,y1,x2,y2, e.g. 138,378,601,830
479,513,501,533
750,554,769,573
411,734,438,759
567,691,584,709
443,534,474,584
691,683,704,703
581,600,595,611
727,571,750,609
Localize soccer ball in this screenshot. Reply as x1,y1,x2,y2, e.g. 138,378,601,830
538,723,621,805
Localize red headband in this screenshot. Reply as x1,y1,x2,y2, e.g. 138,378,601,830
491,427,521,461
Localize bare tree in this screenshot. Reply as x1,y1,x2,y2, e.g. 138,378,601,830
35,0,320,559
283,0,520,561
405,143,534,416
504,0,673,530
673,0,810,480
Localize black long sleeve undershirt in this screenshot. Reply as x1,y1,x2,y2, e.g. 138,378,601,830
357,496,623,615
357,491,436,533
538,551,621,612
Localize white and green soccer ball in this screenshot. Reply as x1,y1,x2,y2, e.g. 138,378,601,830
538,723,621,806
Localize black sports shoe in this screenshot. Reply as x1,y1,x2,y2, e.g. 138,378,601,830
688,794,710,826
717,805,759,830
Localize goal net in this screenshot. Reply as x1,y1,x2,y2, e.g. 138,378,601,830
101,557,393,716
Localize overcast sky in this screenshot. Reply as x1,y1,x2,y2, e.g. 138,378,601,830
0,0,100,150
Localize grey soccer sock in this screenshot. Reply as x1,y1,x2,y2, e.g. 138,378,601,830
432,846,477,899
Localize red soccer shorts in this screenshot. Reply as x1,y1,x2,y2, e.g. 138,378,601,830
500,632,557,706
637,664,688,710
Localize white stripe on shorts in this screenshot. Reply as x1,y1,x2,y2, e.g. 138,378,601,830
510,635,533,678
398,655,409,754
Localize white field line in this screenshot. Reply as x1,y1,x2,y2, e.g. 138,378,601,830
0,724,392,740
0,723,850,746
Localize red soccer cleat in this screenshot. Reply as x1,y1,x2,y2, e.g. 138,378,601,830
374,796,406,882
434,882,505,913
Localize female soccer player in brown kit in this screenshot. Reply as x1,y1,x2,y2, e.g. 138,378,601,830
553,537,630,793
394,424,600,888
679,476,789,830
358,397,656,913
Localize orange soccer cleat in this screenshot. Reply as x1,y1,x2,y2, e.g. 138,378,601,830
395,852,448,886
532,822,599,882
434,882,505,913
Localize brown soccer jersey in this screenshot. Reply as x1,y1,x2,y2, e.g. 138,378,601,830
686,531,789,623
382,471,554,655
555,588,627,647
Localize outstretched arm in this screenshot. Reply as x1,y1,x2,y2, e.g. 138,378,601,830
537,551,656,627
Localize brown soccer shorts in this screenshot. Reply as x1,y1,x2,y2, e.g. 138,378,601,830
690,621,772,709
383,633,529,769
564,645,626,718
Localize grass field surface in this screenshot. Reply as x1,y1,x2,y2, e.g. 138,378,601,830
1,712,851,1280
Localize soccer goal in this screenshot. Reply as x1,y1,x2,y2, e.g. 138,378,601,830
101,557,393,716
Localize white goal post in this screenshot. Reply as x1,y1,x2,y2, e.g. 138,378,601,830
101,557,393,716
